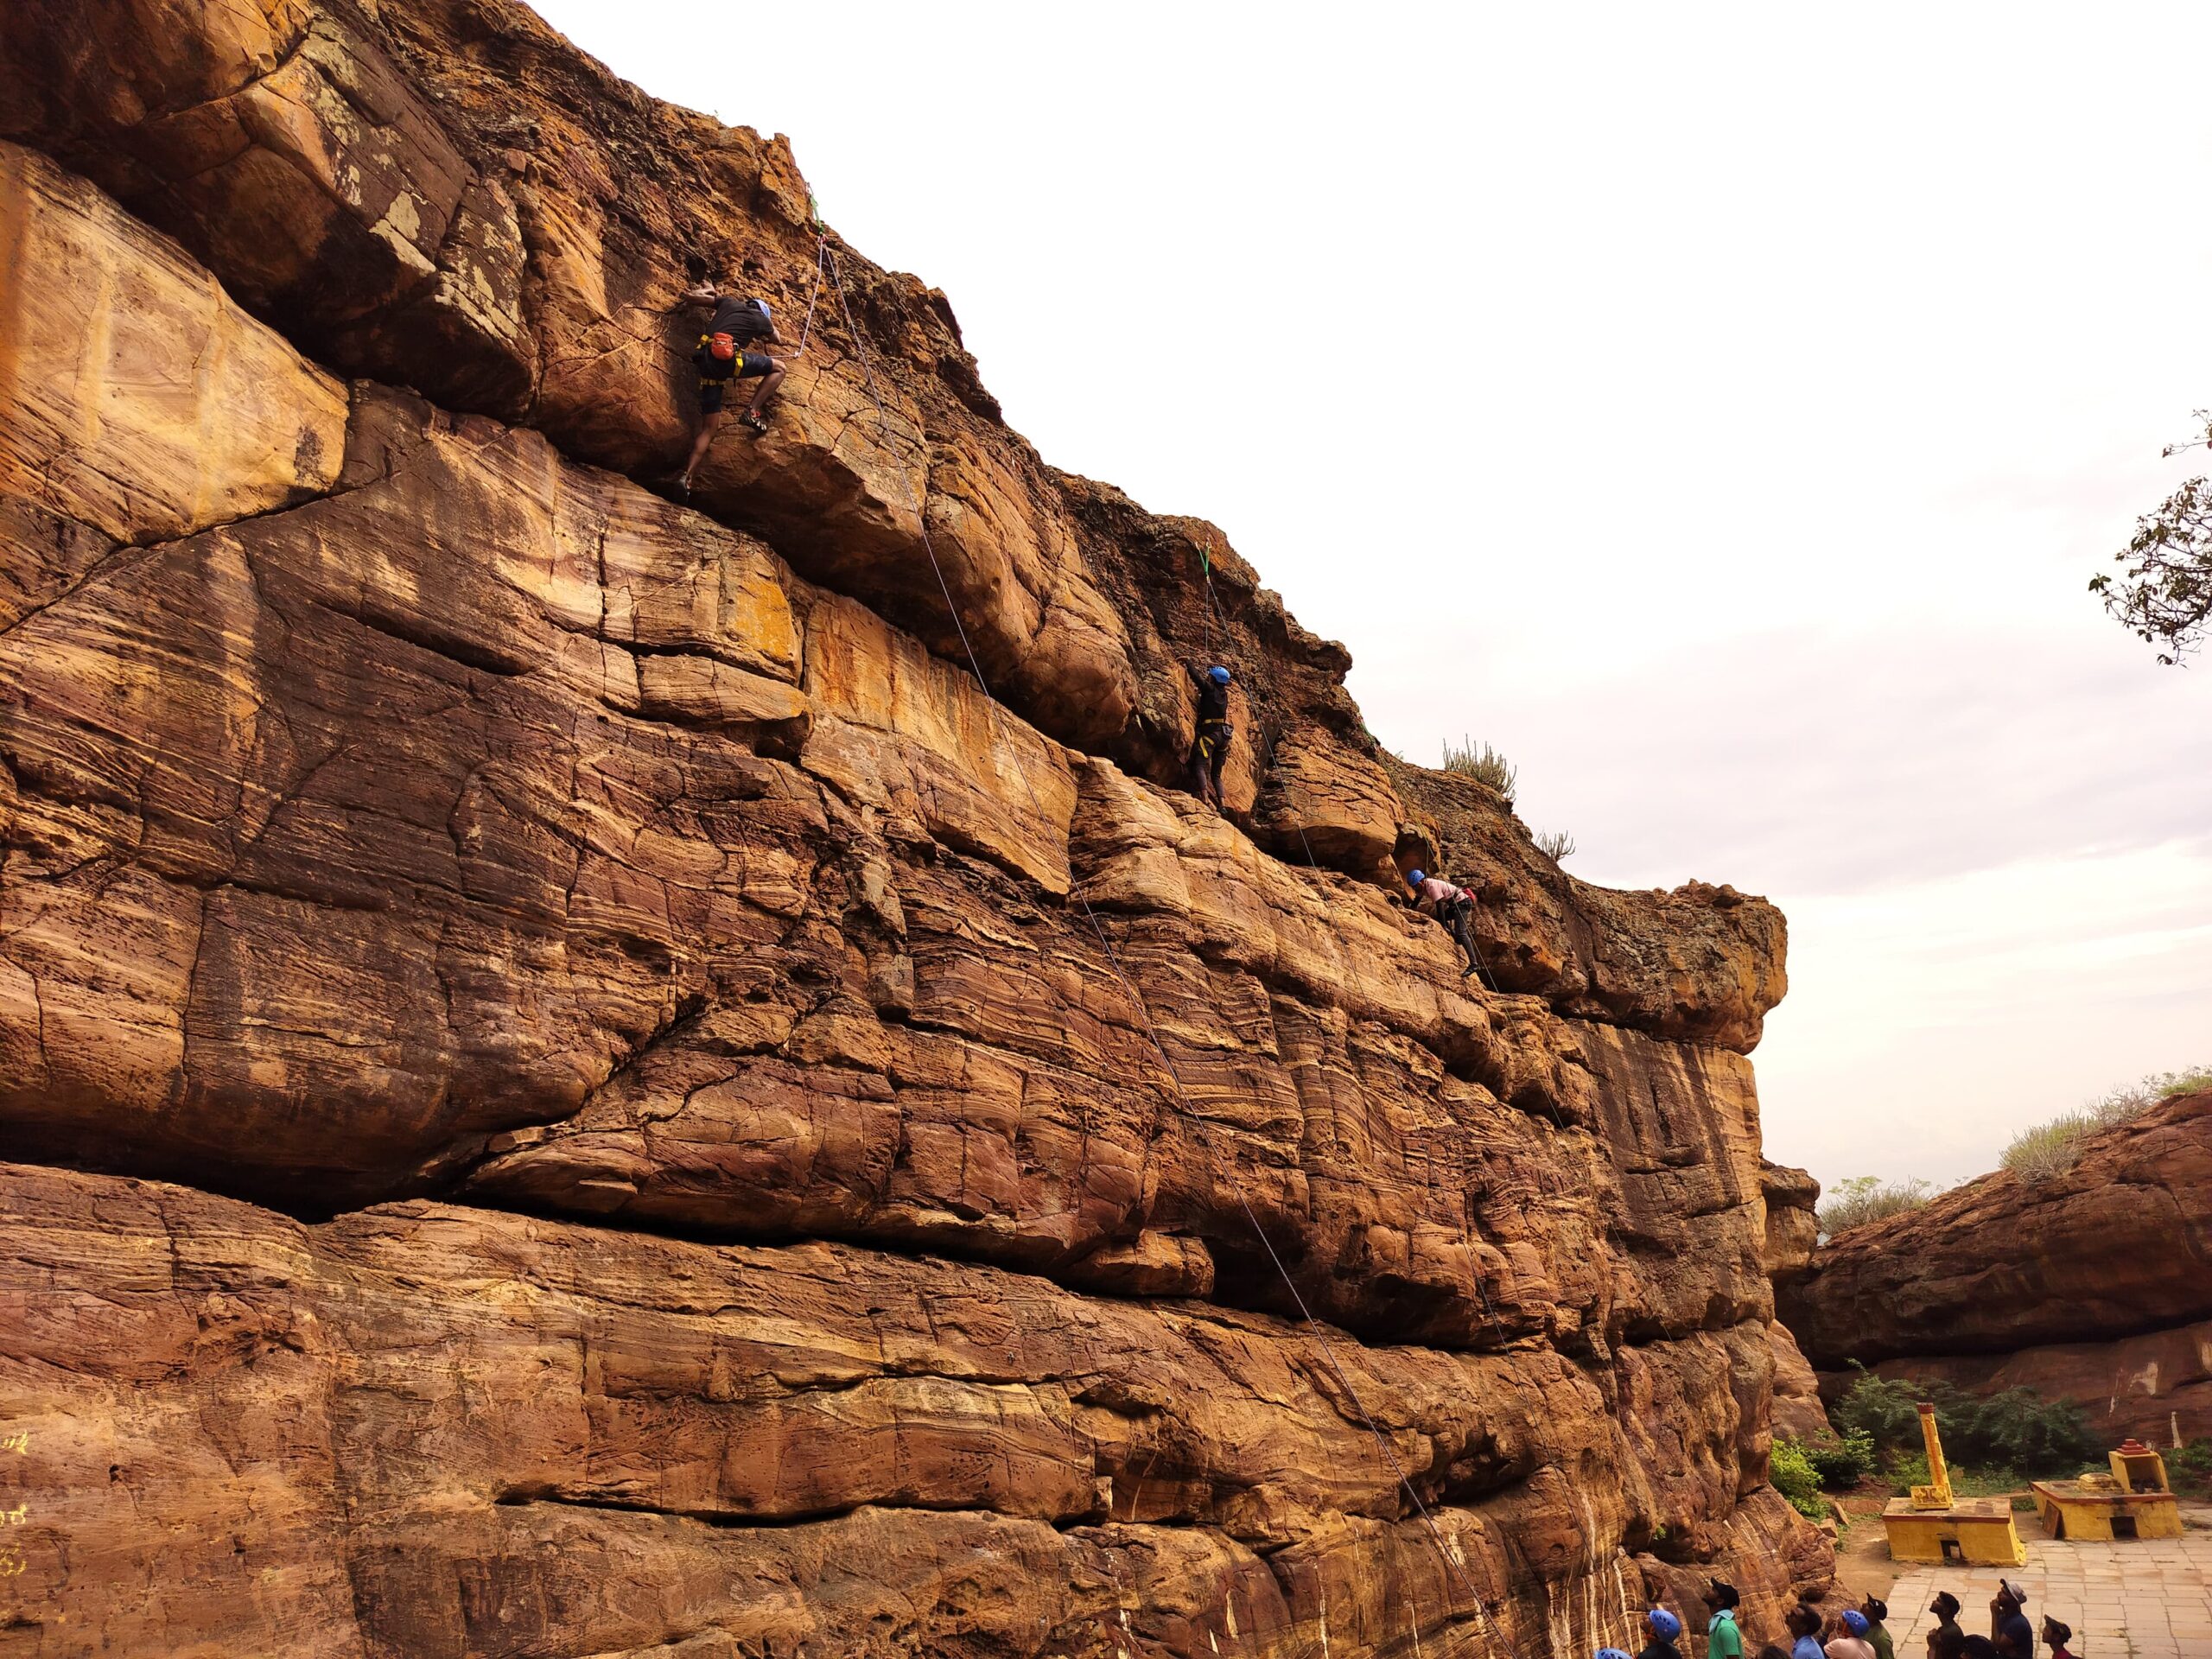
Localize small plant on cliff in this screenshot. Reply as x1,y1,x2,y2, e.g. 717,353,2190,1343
2090,412,2212,664
1999,1114,2102,1181
1533,828,1575,862
1998,1063,2209,1181
1441,736,1516,802
1815,1175,1933,1237
1769,1437,1831,1520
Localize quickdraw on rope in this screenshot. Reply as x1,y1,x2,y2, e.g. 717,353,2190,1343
822,250,1543,1659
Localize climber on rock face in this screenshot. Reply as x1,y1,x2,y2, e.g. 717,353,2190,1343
1185,664,1234,810
672,281,785,494
1406,868,1486,982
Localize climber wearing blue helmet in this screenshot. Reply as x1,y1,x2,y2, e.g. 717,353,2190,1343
1185,664,1235,810
1637,1605,1685,1659
1598,1649,1636,1659
1406,868,1486,982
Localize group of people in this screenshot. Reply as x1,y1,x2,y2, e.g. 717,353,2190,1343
1595,1579,2075,1659
1181,664,1492,979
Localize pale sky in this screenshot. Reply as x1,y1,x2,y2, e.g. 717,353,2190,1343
529,1,2212,1192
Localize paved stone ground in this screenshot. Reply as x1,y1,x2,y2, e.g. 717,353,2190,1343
1885,1520,2212,1658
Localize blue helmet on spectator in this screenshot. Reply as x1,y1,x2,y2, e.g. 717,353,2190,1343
1648,1609,1682,1641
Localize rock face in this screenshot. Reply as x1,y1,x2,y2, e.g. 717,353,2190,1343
1783,1090,2212,1444
1758,1161,1832,1442
0,4,1827,1653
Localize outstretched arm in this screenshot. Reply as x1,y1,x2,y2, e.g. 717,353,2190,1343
677,283,718,311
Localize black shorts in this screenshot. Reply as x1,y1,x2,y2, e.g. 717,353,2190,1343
695,344,775,411
1190,720,1232,761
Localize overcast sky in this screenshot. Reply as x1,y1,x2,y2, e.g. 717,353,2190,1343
531,1,2212,1192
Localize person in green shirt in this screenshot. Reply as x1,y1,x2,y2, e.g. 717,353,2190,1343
1704,1580,1746,1659
1859,1597,1896,1659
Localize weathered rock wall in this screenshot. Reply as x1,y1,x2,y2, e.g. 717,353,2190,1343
1783,1090,2212,1443
0,4,1828,1651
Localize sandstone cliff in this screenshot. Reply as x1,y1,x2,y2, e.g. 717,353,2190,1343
1783,1090,2212,1446
0,3,1829,1653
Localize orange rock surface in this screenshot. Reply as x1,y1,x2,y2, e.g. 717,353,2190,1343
0,4,1829,1651
1784,1089,2212,1445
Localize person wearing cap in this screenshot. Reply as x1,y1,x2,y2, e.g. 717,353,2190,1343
1704,1580,1746,1659
2037,1617,2073,1659
1859,1597,1895,1659
1988,1582,2034,1659
1636,1606,1685,1659
1185,664,1235,810
672,280,787,494
1826,1608,1878,1659
1925,1592,1966,1659
1405,868,1486,982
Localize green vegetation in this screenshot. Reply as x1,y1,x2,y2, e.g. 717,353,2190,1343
1999,1065,2211,1181
1804,1428,1877,1488
1816,1175,1934,1237
1440,736,1516,801
1829,1369,2101,1481
1769,1437,1831,1519
2169,1438,2212,1497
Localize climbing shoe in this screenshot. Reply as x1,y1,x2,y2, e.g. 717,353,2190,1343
737,411,769,435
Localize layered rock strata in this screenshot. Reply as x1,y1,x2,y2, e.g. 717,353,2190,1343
1783,1090,2212,1445
0,3,1828,1652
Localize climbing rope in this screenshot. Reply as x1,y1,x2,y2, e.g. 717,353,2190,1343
789,197,830,358
822,252,1538,1659
1201,538,1642,1654
1188,541,1519,1350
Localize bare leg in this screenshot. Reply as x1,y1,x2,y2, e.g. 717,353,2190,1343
744,359,787,417
1186,741,1217,807
678,409,727,485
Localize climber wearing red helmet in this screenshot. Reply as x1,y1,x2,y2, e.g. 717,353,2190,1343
672,281,785,494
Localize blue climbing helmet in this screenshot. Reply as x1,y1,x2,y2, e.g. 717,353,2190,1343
1208,664,1230,685
1597,1650,1635,1659
1648,1609,1682,1641
1407,870,1425,887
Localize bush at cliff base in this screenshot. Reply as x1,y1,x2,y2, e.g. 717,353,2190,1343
1805,1428,1878,1487
1831,1368,2101,1478
2170,1440,2212,1495
1770,1438,1831,1520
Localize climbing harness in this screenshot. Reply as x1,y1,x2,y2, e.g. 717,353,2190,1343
817,255,1564,1659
